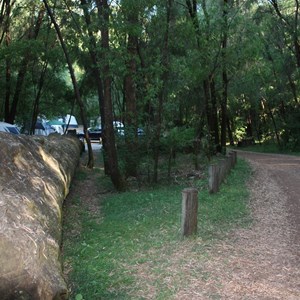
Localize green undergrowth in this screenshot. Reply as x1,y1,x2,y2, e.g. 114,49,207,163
62,158,251,299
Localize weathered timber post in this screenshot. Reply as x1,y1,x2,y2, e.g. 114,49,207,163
181,188,198,237
232,151,237,165
208,164,219,193
228,152,234,169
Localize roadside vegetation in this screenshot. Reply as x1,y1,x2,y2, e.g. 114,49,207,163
1,1,300,190
236,141,300,156
62,154,251,299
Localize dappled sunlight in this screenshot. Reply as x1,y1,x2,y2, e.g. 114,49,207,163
38,147,68,196
43,180,62,220
13,152,34,173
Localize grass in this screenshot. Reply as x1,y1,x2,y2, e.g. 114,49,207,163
62,156,251,299
234,141,300,156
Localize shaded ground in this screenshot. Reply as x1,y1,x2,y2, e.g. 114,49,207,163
64,149,300,299
199,151,300,299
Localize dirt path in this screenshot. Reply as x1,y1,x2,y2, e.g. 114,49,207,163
238,151,300,246
65,149,300,299
202,151,300,299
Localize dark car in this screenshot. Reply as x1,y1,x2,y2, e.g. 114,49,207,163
88,127,102,140
77,127,102,141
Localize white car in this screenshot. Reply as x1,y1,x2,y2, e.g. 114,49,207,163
113,121,124,136
0,122,20,134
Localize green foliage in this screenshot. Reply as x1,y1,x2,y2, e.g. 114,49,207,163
1,0,300,186
161,126,195,153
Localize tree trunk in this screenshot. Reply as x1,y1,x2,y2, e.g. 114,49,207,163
262,98,281,147
287,72,298,104
294,0,300,67
124,6,139,177
95,0,125,191
220,0,229,154
187,0,220,152
203,75,220,150
4,0,12,122
209,75,220,146
270,0,300,68
43,0,94,168
6,6,45,124
80,0,109,173
153,0,173,183
227,116,234,146
30,61,48,135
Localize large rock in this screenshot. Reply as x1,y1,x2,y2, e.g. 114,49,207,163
0,133,81,299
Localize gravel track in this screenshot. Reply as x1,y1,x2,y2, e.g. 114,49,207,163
175,151,300,299
214,151,300,299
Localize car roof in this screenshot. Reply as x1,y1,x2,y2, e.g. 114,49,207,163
0,122,20,134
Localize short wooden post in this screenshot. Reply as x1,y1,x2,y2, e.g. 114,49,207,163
208,164,219,193
181,188,198,237
228,152,234,169
232,151,237,166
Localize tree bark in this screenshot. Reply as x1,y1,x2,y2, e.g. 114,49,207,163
262,97,281,147
227,116,234,146
30,61,48,135
6,5,44,124
153,0,173,183
187,0,220,153
270,0,300,68
43,0,94,168
4,0,12,122
220,0,229,154
95,0,126,191
80,0,109,173
124,5,139,177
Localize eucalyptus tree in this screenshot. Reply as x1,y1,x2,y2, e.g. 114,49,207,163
185,0,246,152
0,0,45,124
0,0,75,128
121,0,140,177
248,0,300,148
77,0,126,189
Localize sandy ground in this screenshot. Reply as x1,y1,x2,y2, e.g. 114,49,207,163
197,151,300,299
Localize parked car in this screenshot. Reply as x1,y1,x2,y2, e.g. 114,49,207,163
87,127,102,140
113,121,124,136
0,122,20,134
77,127,102,141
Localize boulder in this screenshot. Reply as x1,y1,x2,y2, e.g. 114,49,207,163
0,133,81,300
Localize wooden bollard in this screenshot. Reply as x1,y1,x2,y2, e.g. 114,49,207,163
228,152,234,169
232,151,237,165
208,164,219,193
181,188,198,237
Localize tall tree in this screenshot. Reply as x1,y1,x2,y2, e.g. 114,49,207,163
152,0,173,183
268,0,300,67
95,0,126,191
43,0,94,168
220,0,229,154
80,0,109,173
6,4,44,124
186,0,220,150
122,0,139,177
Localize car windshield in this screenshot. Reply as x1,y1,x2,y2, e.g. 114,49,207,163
7,127,19,134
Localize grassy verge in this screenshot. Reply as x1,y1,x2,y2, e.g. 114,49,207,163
62,158,251,299
234,142,300,156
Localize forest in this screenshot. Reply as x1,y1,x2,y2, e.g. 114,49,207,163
0,0,299,190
